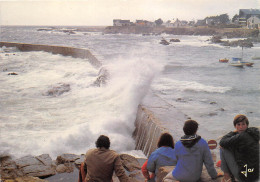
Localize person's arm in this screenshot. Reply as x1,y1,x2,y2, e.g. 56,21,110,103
141,160,151,180
219,131,240,149
146,153,156,173
114,155,129,182
203,141,218,179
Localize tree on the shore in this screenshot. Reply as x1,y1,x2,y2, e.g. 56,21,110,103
155,18,163,26
205,13,230,25
232,14,239,23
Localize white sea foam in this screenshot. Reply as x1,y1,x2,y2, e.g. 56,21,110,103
0,50,161,158
152,77,232,94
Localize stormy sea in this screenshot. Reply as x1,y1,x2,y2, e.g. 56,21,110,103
0,26,259,158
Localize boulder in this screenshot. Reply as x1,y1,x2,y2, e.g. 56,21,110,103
170,39,180,42
0,154,56,180
15,154,56,178
5,176,48,182
56,163,74,173
74,154,85,169
45,83,70,97
0,155,23,179
56,153,80,164
120,154,141,172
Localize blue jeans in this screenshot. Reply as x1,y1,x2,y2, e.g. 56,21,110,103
220,148,242,182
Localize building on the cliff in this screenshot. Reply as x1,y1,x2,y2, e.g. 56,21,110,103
113,19,133,26
164,18,188,27
135,20,155,27
239,9,260,26
247,16,260,29
195,19,206,26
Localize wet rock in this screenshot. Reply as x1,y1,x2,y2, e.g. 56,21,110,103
45,83,70,96
8,72,18,75
169,39,180,42
210,35,223,43
120,154,141,172
56,163,74,173
0,155,23,179
56,154,80,165
0,154,56,179
160,39,170,45
7,176,48,182
93,67,109,87
15,154,56,178
74,155,85,169
219,108,225,111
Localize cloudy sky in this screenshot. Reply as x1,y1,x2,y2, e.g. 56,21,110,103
0,0,259,26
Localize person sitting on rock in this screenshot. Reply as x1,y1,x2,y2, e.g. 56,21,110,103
146,132,177,181
219,114,259,182
78,135,129,182
163,120,220,182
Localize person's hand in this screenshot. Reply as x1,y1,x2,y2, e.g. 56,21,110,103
217,171,224,177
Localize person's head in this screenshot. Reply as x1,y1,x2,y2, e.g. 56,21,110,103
183,120,198,135
95,135,110,149
233,114,248,133
157,132,175,149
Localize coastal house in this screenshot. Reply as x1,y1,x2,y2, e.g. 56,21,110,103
135,20,155,27
247,16,260,29
239,9,260,26
113,19,132,26
196,19,206,26
205,18,221,25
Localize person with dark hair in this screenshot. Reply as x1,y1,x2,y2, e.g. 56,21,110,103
163,120,220,182
78,135,129,182
219,114,259,182
146,132,177,181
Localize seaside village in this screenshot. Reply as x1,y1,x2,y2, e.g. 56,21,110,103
113,9,260,29
1,9,260,182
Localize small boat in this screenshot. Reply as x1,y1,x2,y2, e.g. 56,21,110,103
229,62,244,67
241,62,254,66
252,56,260,60
219,58,229,63
229,57,244,67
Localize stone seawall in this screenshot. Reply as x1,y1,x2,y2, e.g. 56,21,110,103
133,91,188,157
0,42,102,68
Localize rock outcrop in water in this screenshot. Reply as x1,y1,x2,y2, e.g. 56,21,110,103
44,83,70,97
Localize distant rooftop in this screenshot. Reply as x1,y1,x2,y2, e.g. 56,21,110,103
239,9,260,15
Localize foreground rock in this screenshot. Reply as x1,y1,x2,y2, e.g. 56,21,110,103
1,153,223,182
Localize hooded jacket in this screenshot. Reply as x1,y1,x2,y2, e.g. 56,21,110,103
220,127,259,182
172,135,218,182
147,146,177,178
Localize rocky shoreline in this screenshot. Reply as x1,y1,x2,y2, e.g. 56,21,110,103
0,152,223,182
103,26,260,47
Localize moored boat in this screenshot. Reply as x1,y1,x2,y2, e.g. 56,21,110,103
219,58,229,63
229,57,244,67
241,62,254,66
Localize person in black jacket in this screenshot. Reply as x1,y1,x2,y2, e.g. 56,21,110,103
219,114,259,182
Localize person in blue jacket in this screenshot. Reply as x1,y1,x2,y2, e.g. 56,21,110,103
163,120,219,182
147,132,177,181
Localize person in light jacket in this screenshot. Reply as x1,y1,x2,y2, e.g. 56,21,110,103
147,132,177,181
164,120,219,182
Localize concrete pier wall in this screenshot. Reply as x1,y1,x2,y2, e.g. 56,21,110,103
0,42,102,68
133,91,188,157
